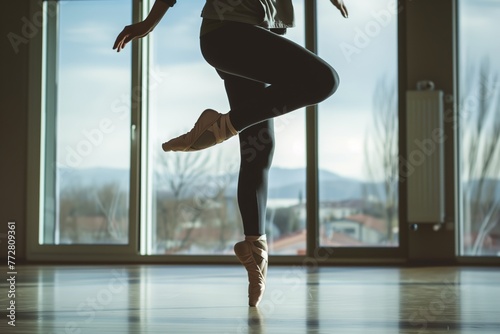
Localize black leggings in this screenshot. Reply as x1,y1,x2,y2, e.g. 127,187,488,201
200,22,339,236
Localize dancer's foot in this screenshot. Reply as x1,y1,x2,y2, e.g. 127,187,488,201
234,235,268,307
162,109,238,152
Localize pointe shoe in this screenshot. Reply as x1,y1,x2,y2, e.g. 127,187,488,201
234,235,268,307
162,109,238,152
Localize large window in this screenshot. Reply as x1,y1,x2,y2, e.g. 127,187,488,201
33,0,407,261
39,0,309,256
42,0,131,245
29,0,500,263
317,0,399,247
459,0,500,256
146,2,307,255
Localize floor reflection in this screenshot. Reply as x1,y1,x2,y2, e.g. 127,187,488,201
247,307,265,334
6,265,500,334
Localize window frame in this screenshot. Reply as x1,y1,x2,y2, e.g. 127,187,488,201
27,0,142,261
27,0,407,264
28,0,499,265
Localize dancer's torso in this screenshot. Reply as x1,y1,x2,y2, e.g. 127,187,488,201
200,0,295,35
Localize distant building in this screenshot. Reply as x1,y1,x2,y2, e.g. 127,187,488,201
324,214,387,245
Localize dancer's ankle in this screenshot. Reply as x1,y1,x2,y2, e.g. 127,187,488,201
191,112,237,149
227,112,240,133
245,234,266,242
245,235,267,262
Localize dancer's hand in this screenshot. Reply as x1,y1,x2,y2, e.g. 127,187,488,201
113,21,151,52
330,0,349,18
113,0,170,52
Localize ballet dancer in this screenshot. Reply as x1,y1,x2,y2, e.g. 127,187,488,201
114,0,348,307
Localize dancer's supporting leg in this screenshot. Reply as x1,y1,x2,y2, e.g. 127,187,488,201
218,70,273,307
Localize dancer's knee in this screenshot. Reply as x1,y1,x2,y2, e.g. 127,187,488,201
240,128,275,167
310,64,340,103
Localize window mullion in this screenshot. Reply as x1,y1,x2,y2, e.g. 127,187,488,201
305,0,319,258
129,0,147,254
43,0,60,245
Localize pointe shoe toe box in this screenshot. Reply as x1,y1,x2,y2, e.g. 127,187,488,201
162,109,236,152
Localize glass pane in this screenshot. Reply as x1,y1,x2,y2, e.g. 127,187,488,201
459,0,500,256
147,2,306,255
43,0,131,244
317,0,399,247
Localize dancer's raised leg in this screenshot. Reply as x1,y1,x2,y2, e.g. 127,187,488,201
162,22,339,152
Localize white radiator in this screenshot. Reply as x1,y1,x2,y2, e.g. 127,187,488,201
406,90,445,224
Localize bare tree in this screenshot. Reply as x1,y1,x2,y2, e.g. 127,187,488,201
58,182,127,244
154,151,211,252
59,185,91,243
154,148,241,253
461,59,500,255
94,183,128,242
206,149,239,251
363,77,399,244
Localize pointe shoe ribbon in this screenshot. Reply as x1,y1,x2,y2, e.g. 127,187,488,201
234,238,268,307
162,109,238,152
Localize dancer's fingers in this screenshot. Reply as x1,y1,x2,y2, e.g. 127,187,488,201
341,4,348,18
331,0,349,18
113,29,128,52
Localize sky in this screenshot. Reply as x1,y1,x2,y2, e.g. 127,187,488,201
55,0,499,181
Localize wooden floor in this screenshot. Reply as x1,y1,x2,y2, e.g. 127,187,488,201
1,265,499,333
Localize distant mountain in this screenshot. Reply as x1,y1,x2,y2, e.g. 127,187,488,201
58,166,366,201
268,167,347,187
58,166,500,202
267,167,363,201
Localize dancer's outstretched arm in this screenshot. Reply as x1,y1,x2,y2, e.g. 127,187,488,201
113,0,173,52
330,0,349,18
